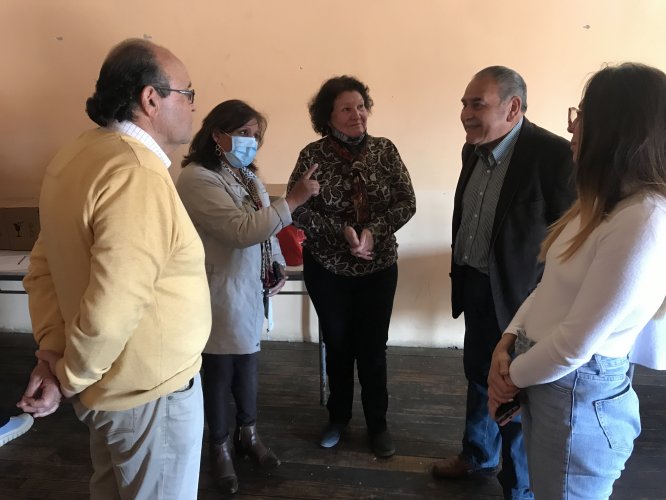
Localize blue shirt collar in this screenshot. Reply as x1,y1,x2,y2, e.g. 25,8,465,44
474,117,523,167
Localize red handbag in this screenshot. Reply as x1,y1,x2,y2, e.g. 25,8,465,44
276,225,306,266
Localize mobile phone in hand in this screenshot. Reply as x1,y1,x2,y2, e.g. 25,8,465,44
495,399,520,425
272,261,284,282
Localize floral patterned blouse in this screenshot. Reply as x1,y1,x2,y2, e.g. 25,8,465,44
287,135,416,276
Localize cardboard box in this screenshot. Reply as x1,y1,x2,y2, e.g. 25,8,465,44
0,208,40,251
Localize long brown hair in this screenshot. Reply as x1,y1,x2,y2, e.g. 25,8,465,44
540,63,666,261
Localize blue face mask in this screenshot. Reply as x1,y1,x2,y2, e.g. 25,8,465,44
224,134,258,168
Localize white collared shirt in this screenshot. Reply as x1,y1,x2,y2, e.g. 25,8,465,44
107,121,171,168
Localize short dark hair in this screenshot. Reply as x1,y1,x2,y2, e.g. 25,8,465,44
578,62,666,208
308,76,374,136
475,66,528,113
85,39,170,126
182,99,267,171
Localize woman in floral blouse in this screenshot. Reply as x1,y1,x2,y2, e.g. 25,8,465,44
287,76,416,458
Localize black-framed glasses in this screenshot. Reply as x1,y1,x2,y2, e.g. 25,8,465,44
568,106,580,130
154,87,195,104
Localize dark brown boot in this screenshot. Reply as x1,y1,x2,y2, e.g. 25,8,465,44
210,437,238,494
234,424,280,470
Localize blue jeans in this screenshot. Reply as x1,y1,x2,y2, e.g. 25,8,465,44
522,355,640,499
460,266,532,500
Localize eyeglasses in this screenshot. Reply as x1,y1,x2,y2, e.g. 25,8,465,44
154,87,196,104
568,106,581,131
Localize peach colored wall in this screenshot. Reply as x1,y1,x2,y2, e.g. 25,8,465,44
2,1,666,346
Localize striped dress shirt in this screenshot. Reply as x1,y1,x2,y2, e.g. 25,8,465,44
108,120,171,168
454,118,523,274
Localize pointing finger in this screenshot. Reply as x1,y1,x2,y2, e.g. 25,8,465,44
302,163,319,180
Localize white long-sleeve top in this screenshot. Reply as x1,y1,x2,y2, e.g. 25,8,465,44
506,193,666,388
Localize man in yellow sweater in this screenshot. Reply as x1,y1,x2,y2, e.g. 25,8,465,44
17,39,211,500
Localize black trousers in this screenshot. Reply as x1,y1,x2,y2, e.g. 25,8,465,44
202,352,258,445
303,250,398,434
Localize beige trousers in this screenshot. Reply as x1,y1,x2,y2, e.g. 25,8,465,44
73,374,203,500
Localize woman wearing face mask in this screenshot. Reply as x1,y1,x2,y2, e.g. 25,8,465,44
487,63,666,499
287,76,416,458
177,100,319,494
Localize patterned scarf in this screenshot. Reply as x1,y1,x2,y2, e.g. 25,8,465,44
327,135,370,225
223,164,274,287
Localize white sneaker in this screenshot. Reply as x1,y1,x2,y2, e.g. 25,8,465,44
0,414,34,446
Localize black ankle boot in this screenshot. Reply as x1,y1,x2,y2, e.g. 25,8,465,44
369,429,396,458
210,436,238,494
234,424,280,470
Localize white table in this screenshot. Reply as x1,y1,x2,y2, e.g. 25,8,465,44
0,250,30,293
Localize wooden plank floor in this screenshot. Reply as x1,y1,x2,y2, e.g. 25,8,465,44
1,331,665,499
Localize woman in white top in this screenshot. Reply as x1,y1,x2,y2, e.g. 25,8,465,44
487,63,666,499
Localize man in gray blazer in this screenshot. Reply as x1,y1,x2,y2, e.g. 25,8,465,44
432,66,576,500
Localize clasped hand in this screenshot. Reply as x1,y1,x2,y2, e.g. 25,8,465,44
344,226,374,260
487,344,520,425
17,349,70,417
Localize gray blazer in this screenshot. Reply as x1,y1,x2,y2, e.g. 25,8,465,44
176,164,291,354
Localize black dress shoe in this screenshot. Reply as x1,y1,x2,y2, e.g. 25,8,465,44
319,421,346,448
370,429,395,458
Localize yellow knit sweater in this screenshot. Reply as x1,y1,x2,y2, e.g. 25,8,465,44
24,128,211,411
